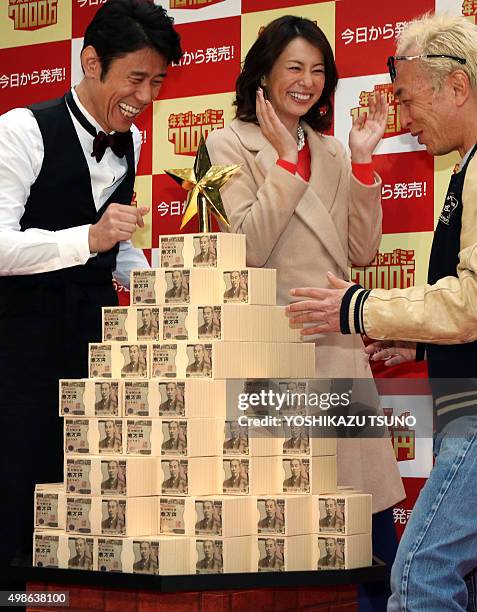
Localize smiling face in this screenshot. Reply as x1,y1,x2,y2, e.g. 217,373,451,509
393,56,458,156
265,37,325,130
80,46,167,134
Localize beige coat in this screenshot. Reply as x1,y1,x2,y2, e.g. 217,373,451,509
207,119,405,512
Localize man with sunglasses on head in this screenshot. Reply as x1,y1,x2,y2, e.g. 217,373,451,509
0,0,181,587
287,13,477,612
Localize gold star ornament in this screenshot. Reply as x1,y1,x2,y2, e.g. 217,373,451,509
165,136,241,232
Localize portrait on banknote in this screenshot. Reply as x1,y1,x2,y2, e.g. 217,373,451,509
223,270,248,302
186,343,212,378
193,234,217,267
317,536,345,569
94,381,119,416
98,419,123,453
223,458,249,494
257,498,285,534
198,306,221,339
161,459,188,494
137,307,160,340
196,539,223,574
319,498,345,533
223,420,248,455
101,499,126,535
68,537,93,570
158,381,185,416
282,458,310,493
101,459,126,495
165,269,190,303
161,420,187,455
133,540,159,575
195,499,222,536
258,537,284,572
120,344,148,378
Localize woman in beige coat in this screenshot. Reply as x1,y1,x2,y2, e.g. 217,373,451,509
207,15,404,606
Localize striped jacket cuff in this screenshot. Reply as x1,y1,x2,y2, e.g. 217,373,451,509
340,284,371,334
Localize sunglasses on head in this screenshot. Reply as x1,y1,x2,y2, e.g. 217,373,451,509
387,54,467,82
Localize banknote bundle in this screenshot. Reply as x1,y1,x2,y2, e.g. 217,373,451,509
131,267,276,306
34,232,375,575
88,341,315,379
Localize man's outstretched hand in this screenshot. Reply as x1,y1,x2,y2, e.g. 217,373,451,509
287,272,353,335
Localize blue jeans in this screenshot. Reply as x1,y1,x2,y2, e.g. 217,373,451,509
388,415,477,611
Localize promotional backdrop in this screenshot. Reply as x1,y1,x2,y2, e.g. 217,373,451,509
2,0,475,537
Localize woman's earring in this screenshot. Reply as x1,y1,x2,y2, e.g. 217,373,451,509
260,76,266,87
319,105,328,116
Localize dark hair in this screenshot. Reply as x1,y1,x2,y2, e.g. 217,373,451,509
82,0,182,78
235,15,338,132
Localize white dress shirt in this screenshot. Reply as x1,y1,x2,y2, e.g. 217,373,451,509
0,87,148,287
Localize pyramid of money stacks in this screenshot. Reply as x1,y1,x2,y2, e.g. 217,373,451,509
33,233,372,574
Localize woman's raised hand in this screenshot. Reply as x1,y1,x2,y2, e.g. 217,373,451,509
256,87,299,163
348,92,388,163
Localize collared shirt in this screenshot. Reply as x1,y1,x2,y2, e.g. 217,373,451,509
0,88,148,285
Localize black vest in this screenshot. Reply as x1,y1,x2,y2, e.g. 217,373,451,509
0,94,135,390
21,93,135,278
426,145,477,430
426,145,477,379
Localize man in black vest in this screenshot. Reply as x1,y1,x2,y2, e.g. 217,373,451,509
0,0,181,583
287,13,477,612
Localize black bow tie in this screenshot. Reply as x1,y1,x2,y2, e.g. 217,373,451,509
92,130,130,163
65,90,131,163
